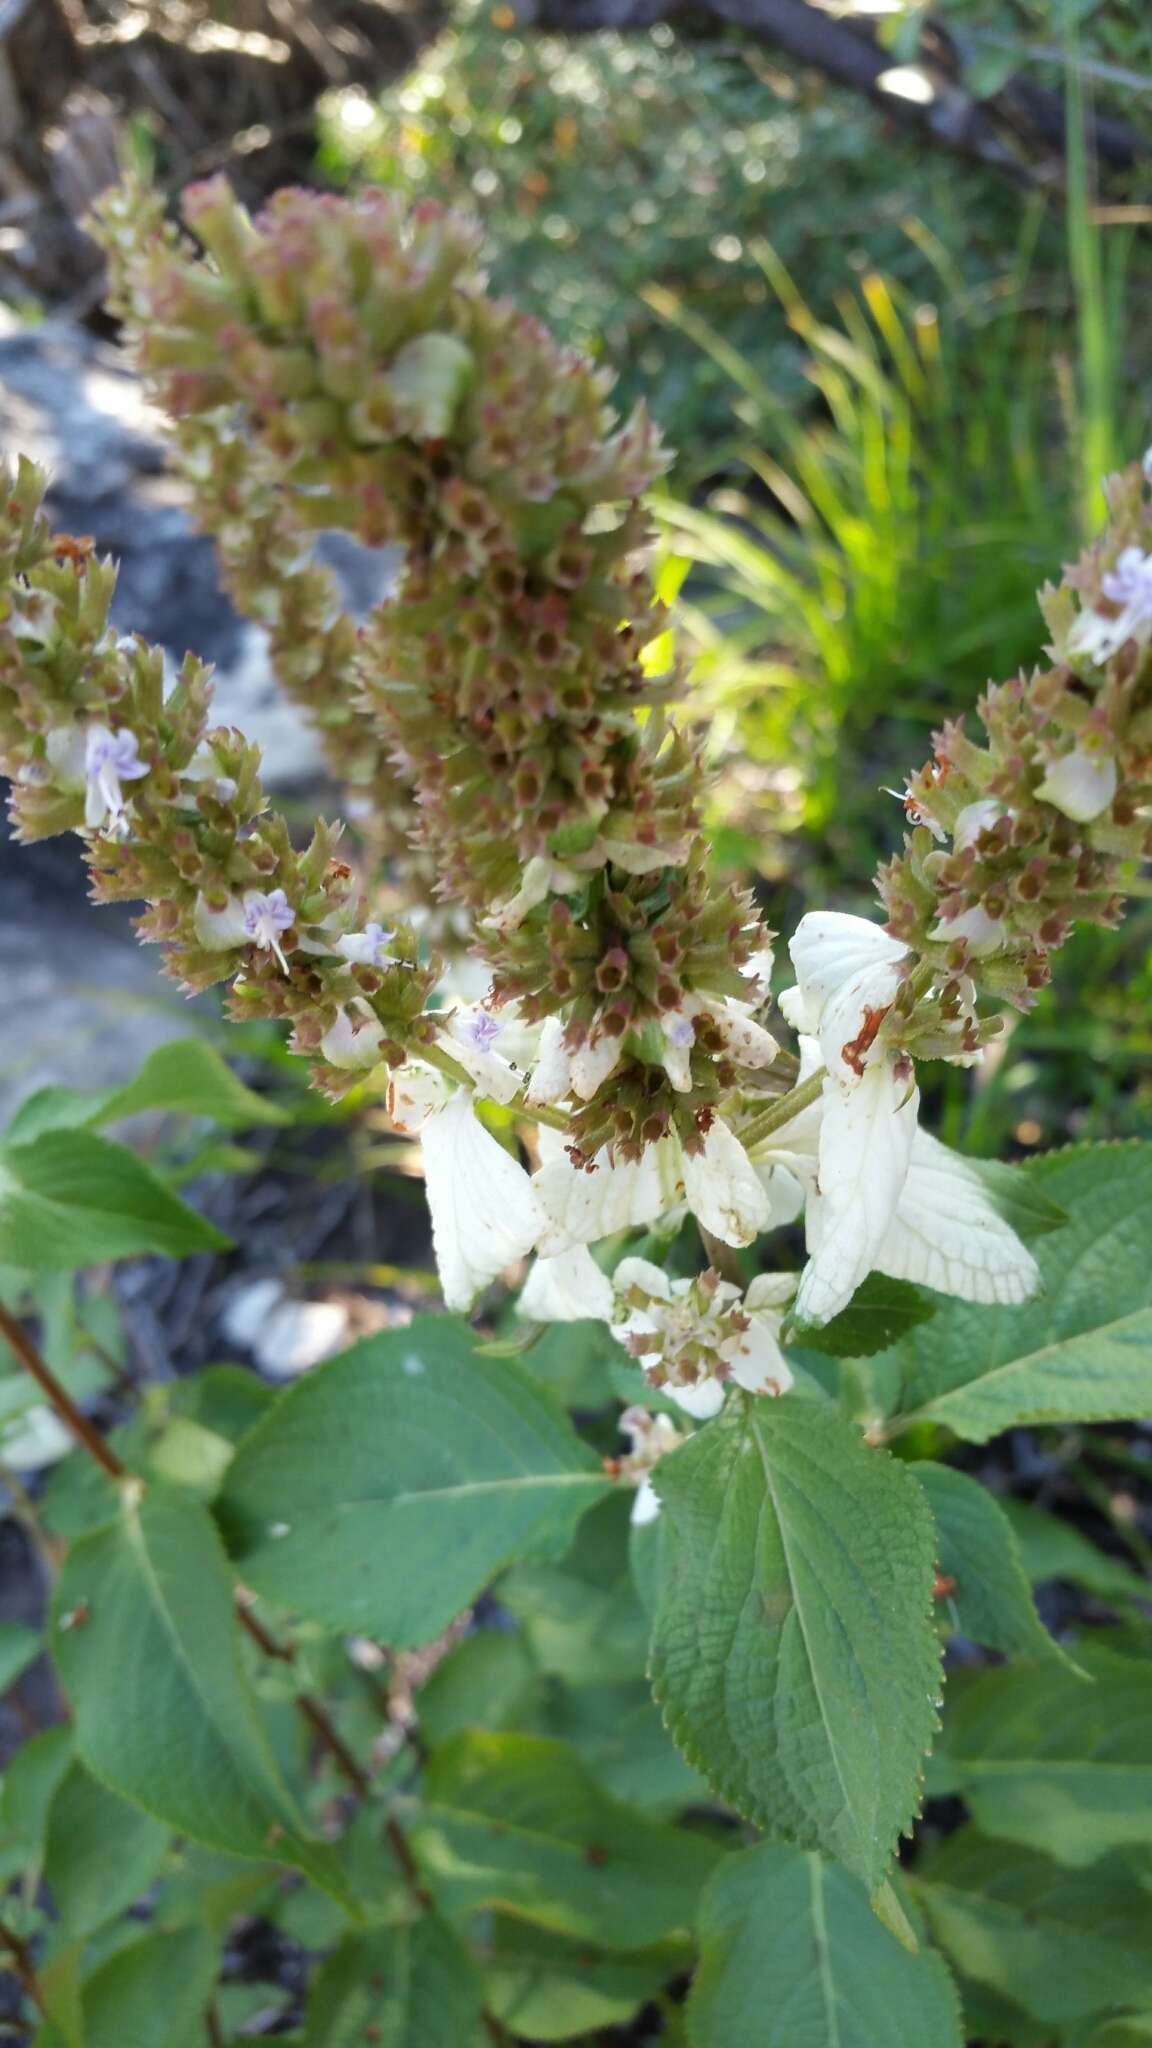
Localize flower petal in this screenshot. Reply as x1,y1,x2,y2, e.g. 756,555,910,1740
876,1129,1040,1306
668,1377,725,1420
796,1062,919,1327
420,1091,542,1311
519,1245,614,1323
681,1117,771,1248
1035,745,1117,824
533,1140,679,1254
788,912,908,1026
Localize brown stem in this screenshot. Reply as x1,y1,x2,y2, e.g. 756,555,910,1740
0,1300,126,1481
235,1600,371,1797
205,2001,225,2048
0,1922,46,2017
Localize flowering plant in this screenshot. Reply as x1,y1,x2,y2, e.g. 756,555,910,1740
0,174,1149,2044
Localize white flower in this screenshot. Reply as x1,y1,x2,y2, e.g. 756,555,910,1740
610,1256,795,1415
526,1015,574,1106
533,1115,769,1256
386,1063,453,1133
484,855,580,936
1035,744,1118,824
797,1060,921,1327
765,1059,1039,1328
437,1004,523,1105
782,912,909,1082
243,888,296,972
875,1130,1040,1306
618,1405,685,1527
194,892,252,951
320,1001,385,1071
930,904,1006,955
83,725,148,831
660,1009,696,1093
953,799,1007,851
569,1028,626,1101
403,1083,542,1311
338,921,396,967
518,1245,614,1323
1071,546,1152,662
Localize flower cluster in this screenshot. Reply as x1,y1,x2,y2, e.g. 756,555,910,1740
1,178,1150,1513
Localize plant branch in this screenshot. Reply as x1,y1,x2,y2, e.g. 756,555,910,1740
0,1300,127,1482
740,1066,826,1155
0,1923,45,2017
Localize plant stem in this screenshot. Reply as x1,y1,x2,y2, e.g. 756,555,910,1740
740,1067,826,1155
0,1924,45,2017
0,1301,126,1482
0,1300,372,1801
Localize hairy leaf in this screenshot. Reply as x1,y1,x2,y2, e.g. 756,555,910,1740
688,1841,962,2047
219,1322,609,1646
0,1130,229,1268
44,1763,170,1937
411,1731,721,1949
938,1646,1152,1864
650,1397,940,1887
914,1832,1152,2024
50,1487,350,1902
301,1917,486,2047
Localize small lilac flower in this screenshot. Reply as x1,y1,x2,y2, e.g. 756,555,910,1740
243,888,296,972
664,1014,696,1050
84,726,148,832
337,921,396,968
1073,546,1152,662
459,1010,502,1055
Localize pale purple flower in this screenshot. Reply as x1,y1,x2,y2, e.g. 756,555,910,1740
1101,546,1152,611
460,1010,502,1054
665,1014,696,1050
1073,546,1152,662
84,725,148,831
337,921,396,968
243,888,296,972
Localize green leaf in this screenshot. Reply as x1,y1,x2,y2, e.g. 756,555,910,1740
0,1620,40,1693
1079,2020,1152,2047
44,1762,171,1937
543,1678,710,1813
487,1920,687,2041
302,1917,486,2047
938,1646,1152,1864
0,1130,229,1268
411,1731,722,1949
417,1628,542,1747
649,1397,940,1888
914,1832,1152,2025
999,1498,1149,1610
881,1143,1152,1442
80,1926,219,2048
786,1273,935,1359
0,1724,72,1867
7,1038,286,1143
218,1321,610,1646
50,1486,352,1902
500,1492,650,1686
687,1841,963,2048
910,1463,1065,1662
967,1157,1069,1240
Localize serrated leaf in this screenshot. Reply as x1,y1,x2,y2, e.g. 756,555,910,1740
880,1143,1152,1441
649,1397,940,1887
50,1486,352,1904
787,1272,935,1359
0,1130,229,1268
7,1038,286,1142
913,1832,1152,2024
218,1321,610,1646
939,1646,1152,1864
911,1463,1066,1663
301,1917,486,2048
487,1919,686,2041
410,1731,721,1949
44,1762,170,1937
687,1841,963,2047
